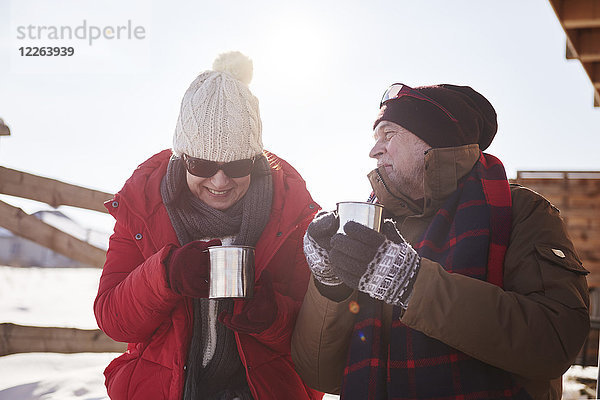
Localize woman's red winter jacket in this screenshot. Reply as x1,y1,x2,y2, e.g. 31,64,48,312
94,149,323,400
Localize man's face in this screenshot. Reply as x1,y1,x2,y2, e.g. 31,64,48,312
369,121,431,200
186,170,251,210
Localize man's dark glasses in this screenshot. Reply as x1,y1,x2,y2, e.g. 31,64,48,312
183,154,256,178
380,83,458,123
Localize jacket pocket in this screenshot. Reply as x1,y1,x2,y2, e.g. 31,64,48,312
129,357,172,399
246,353,311,399
535,243,589,310
105,350,139,400
534,243,589,275
105,347,173,400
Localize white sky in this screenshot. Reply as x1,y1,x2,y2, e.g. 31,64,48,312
1,0,599,234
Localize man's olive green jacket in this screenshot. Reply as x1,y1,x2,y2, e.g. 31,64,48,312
292,145,590,400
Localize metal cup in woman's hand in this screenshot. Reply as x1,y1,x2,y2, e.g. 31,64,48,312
208,246,255,298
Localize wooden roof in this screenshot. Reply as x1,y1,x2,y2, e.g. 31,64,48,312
549,0,600,107
0,119,9,136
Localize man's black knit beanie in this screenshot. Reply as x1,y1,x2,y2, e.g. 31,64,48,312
374,84,498,150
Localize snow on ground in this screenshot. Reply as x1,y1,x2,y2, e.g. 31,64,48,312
0,265,112,399
0,266,101,329
0,351,338,400
563,366,598,399
0,353,118,400
0,265,595,399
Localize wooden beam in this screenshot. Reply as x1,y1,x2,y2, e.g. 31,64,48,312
584,263,600,288
582,61,600,83
0,166,113,213
560,0,600,29
566,36,579,59
583,61,600,106
513,170,600,179
0,323,126,356
551,0,600,106
567,28,600,62
0,119,9,136
0,199,107,267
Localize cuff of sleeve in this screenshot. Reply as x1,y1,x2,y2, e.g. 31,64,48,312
146,244,183,302
245,291,296,352
314,277,354,302
400,257,438,323
308,276,358,310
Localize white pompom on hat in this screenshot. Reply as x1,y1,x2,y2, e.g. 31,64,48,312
173,51,263,162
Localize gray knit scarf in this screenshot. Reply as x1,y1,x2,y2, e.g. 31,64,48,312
160,154,273,400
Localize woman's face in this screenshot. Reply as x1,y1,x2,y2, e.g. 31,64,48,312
186,169,251,210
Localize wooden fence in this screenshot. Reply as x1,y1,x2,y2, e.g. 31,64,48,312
512,171,600,368
0,166,112,268
512,171,600,287
0,323,126,356
2,167,600,358
0,166,122,354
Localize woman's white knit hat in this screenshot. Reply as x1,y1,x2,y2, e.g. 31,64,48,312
173,51,263,162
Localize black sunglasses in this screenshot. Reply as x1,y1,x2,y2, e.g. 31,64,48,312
182,154,256,178
380,83,458,123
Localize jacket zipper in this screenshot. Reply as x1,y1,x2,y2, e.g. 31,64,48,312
375,168,422,215
235,221,303,398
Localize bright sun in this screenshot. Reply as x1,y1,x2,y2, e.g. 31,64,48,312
251,17,332,99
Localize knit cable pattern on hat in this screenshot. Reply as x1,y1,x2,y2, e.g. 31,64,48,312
173,51,263,162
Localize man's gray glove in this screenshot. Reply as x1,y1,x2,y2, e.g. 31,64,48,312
330,220,421,309
303,211,343,286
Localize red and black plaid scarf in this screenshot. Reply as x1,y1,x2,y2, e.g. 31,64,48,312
342,153,532,400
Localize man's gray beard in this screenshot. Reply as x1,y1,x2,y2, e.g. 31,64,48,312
387,165,424,200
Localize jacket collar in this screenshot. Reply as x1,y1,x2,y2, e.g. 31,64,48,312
108,149,319,272
253,151,319,271
368,144,481,218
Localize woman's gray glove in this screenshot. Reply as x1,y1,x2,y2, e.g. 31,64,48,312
303,211,344,286
330,220,421,309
